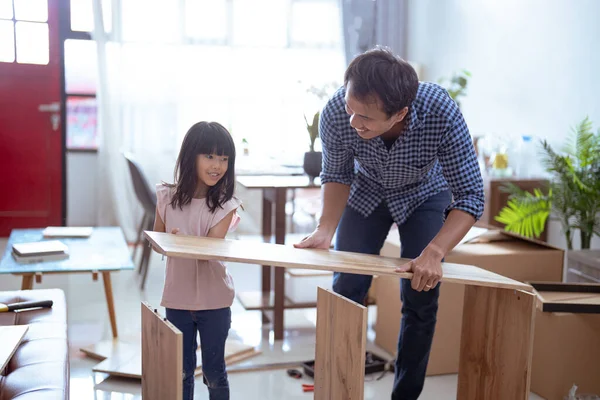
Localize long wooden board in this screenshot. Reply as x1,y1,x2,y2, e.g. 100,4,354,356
314,288,367,400
141,302,182,400
144,231,532,292
458,286,536,400
92,342,261,379
0,325,28,375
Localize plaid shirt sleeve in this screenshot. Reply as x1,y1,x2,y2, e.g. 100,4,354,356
319,97,355,186
438,110,485,220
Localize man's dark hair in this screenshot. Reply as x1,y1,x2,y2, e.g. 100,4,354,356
344,46,419,117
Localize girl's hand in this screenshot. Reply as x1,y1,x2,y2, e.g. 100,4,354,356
171,228,180,234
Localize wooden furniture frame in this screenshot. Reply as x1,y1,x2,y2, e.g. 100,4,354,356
145,231,536,399
141,302,182,400
237,175,321,339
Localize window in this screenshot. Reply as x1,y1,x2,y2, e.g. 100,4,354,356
0,0,49,65
64,0,345,156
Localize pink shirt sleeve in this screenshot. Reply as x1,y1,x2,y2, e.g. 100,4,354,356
210,196,243,232
155,184,172,224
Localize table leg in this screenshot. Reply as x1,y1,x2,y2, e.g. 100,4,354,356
261,195,273,293
21,274,34,290
102,271,119,338
261,194,273,323
273,188,287,340
458,286,536,400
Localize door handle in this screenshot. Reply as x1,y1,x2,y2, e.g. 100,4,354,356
38,102,60,112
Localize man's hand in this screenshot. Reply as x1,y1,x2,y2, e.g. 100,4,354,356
293,229,332,250
395,247,444,292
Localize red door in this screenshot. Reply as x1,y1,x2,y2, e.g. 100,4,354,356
0,0,63,236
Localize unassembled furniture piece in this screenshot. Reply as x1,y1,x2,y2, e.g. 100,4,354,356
144,231,536,400
314,287,367,400
236,175,320,339
141,302,182,400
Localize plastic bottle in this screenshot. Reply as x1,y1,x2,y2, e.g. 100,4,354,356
516,135,535,178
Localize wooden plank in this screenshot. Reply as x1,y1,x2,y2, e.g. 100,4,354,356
144,231,532,292
314,287,367,400
141,302,182,400
80,338,138,361
91,334,258,379
0,325,28,375
530,282,600,294
95,343,261,379
94,351,141,379
458,287,536,400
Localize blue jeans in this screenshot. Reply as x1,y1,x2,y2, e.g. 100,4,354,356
166,307,232,400
332,190,451,400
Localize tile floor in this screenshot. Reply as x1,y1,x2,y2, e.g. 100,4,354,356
0,237,545,400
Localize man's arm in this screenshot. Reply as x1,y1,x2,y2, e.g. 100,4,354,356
397,109,484,291
316,182,351,238
295,93,354,249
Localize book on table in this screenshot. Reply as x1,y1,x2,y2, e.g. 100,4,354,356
11,240,69,264
42,226,93,238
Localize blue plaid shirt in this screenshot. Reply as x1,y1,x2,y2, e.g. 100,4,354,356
319,82,485,225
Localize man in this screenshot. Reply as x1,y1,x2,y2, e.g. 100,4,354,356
294,47,484,399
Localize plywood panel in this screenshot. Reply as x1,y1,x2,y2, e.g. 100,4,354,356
314,288,367,400
458,287,536,400
0,325,28,375
144,231,531,292
89,335,258,379
141,302,182,400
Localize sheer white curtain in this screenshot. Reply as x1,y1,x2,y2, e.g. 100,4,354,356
91,0,345,240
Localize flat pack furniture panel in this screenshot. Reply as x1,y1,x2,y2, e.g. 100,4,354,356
144,232,532,292
458,286,536,400
529,282,600,400
314,288,367,400
92,339,260,379
141,302,182,400
530,282,600,313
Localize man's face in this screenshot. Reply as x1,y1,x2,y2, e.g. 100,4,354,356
344,80,408,140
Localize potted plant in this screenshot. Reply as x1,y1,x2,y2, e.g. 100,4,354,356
495,117,600,249
303,110,321,181
438,69,471,109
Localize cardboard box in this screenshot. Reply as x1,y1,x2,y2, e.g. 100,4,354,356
530,282,600,400
285,269,333,304
375,227,564,376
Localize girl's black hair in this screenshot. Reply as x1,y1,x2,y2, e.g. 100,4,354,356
166,121,236,213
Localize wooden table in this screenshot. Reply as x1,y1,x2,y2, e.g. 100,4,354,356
0,227,134,338
145,231,537,400
237,175,321,339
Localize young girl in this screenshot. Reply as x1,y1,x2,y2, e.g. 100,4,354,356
153,121,241,400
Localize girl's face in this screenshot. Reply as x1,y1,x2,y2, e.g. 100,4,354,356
196,153,229,188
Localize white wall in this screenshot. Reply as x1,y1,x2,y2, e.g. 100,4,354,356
406,0,600,251
406,0,600,148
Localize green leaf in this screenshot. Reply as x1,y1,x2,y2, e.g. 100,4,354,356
494,194,551,239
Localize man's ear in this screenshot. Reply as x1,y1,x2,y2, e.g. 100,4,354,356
393,107,409,123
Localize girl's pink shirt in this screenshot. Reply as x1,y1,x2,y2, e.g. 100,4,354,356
156,184,242,310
